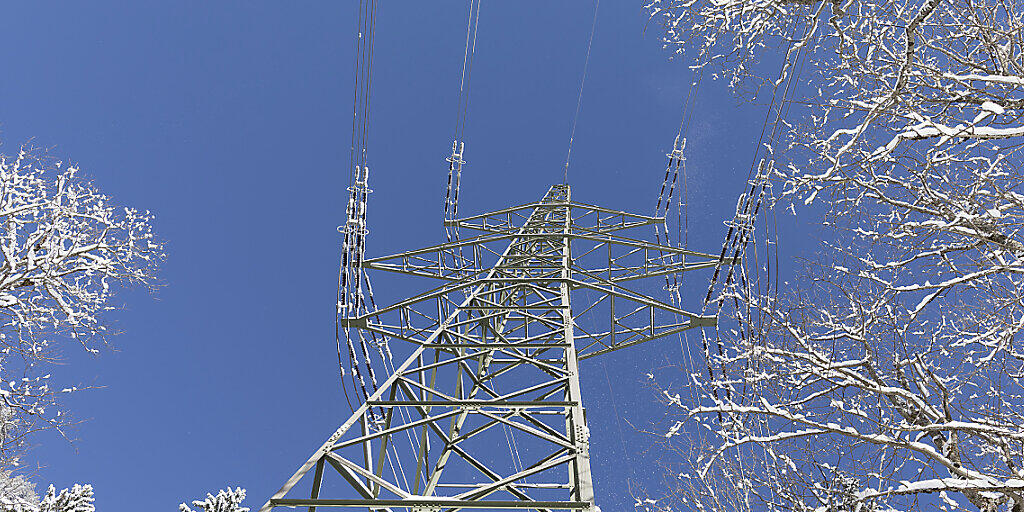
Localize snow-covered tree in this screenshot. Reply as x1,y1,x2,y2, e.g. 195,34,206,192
646,1,1024,511
0,483,93,512
0,144,162,485
179,488,248,512
0,470,37,511
36,485,93,512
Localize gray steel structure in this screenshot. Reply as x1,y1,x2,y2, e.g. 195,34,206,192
260,184,721,512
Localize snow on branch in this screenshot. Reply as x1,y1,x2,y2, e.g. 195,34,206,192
0,145,164,469
1,483,95,512
0,148,163,347
179,488,248,512
647,1,1024,511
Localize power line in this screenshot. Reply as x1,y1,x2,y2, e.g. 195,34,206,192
563,0,600,184
337,0,383,417
444,0,482,267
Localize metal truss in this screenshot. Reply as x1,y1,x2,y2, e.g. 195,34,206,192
260,184,724,512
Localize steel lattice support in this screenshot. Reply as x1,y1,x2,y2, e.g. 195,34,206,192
260,184,724,512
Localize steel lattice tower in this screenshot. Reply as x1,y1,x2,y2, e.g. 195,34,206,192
260,184,721,512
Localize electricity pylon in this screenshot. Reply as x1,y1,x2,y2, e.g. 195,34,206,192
260,184,722,512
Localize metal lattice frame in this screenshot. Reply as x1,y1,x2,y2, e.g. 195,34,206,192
260,184,723,512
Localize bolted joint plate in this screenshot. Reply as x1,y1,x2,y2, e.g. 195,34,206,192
692,315,717,327
338,317,368,328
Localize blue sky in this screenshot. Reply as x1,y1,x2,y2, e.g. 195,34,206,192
0,2,803,510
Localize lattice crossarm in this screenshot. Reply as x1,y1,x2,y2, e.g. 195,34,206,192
567,202,664,233
360,233,507,280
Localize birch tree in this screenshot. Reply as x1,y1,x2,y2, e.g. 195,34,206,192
645,1,1024,511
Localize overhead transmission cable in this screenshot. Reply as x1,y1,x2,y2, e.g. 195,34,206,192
350,2,426,470
336,0,390,425
442,0,482,301
444,0,482,253
337,0,371,415
707,12,817,495
698,3,822,422
675,69,703,392
654,52,705,277
337,11,423,489
653,52,706,403
721,7,815,349
563,0,600,184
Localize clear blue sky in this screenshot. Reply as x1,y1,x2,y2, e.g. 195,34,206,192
0,2,803,510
